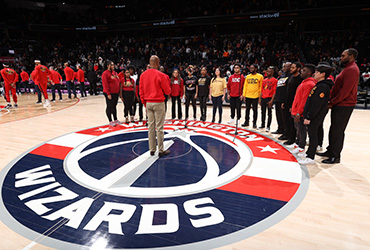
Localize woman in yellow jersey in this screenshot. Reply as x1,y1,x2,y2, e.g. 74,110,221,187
209,68,227,123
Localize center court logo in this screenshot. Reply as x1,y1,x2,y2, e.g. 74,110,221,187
0,120,308,250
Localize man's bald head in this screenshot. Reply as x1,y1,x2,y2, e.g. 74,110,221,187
149,55,160,69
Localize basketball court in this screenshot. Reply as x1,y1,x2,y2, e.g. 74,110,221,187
0,94,369,250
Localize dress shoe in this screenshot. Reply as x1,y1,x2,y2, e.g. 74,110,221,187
278,135,288,140
322,157,340,164
316,151,330,157
283,140,295,145
150,151,155,156
241,122,249,127
158,150,170,157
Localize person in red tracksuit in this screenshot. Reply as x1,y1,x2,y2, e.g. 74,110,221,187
290,64,317,155
102,61,121,127
170,69,184,119
20,68,30,93
259,66,277,131
33,60,51,107
227,63,245,125
77,65,87,98
140,56,171,157
49,66,63,101
0,63,18,108
64,62,77,99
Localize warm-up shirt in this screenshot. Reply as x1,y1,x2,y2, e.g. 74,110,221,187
243,73,263,99
198,75,211,97
261,77,278,99
291,77,316,116
20,71,29,82
184,75,198,95
330,61,360,106
139,68,171,105
64,67,74,81
50,70,62,84
227,73,245,97
102,70,120,95
76,69,85,82
0,68,17,85
34,65,51,85
170,77,184,97
303,79,333,121
284,74,303,108
210,77,227,97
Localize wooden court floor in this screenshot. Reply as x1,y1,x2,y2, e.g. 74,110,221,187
0,93,369,250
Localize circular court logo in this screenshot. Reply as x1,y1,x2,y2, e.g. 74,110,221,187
0,120,308,249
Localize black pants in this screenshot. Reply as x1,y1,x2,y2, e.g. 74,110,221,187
66,80,77,98
327,106,354,158
123,91,135,117
35,85,42,102
89,80,98,95
133,96,144,120
16,82,21,93
22,81,30,93
245,97,258,125
171,96,182,119
294,117,307,149
51,84,62,100
212,95,223,122
103,93,119,122
79,82,87,97
284,107,296,142
261,97,272,128
185,93,196,119
306,115,326,159
199,95,208,120
275,101,285,133
230,96,242,120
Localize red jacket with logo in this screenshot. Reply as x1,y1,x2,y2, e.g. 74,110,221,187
139,69,171,105
291,77,317,116
77,69,85,82
20,71,29,81
102,70,120,95
121,77,135,92
227,74,245,97
34,65,51,85
0,68,16,85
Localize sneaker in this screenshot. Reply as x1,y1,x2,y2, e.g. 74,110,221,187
286,143,298,149
109,121,116,127
150,151,155,156
35,101,42,104
59,99,63,101
114,119,122,125
4,104,12,109
291,147,305,154
316,146,323,152
14,104,18,108
241,122,249,127
258,126,265,130
253,124,257,129
297,152,307,158
227,118,235,124
43,100,51,108
158,150,170,157
265,127,270,132
298,157,316,165
51,99,55,102
125,117,129,123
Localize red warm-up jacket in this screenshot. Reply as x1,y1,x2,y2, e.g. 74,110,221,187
0,68,16,85
64,66,74,81
227,74,245,97
50,70,62,84
20,71,29,81
291,77,317,116
77,69,85,82
34,65,51,85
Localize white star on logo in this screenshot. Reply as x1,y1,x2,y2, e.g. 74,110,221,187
97,127,111,133
257,145,280,154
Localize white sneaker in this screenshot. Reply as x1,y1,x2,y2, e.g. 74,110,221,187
298,157,316,165
265,127,270,132
316,146,323,152
286,143,298,150
297,152,307,158
109,121,116,127
291,147,305,154
114,119,122,125
43,100,51,108
227,118,235,124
